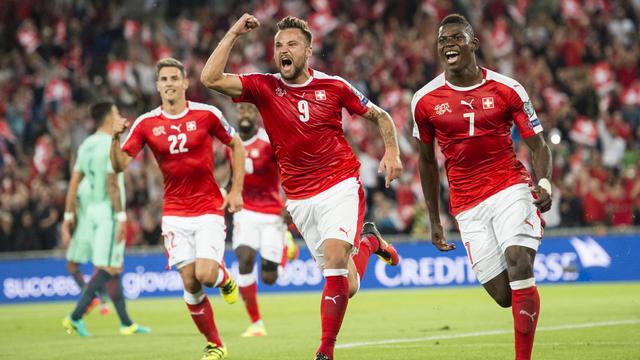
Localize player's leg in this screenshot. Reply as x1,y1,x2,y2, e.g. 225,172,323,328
493,184,544,360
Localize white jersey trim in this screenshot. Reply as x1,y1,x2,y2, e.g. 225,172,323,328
313,70,373,109
275,72,314,88
411,73,446,139
189,101,236,137
485,69,543,134
162,107,189,119
242,128,270,146
122,107,161,149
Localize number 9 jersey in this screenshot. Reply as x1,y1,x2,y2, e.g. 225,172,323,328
411,68,543,217
121,101,235,216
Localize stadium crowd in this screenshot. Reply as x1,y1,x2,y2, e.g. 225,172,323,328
0,0,639,252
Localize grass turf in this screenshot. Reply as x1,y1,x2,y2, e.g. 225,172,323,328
1,283,639,359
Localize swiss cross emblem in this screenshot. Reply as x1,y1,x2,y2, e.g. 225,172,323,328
482,97,494,109
434,102,451,115
315,90,326,101
186,121,197,132
250,149,260,158
152,126,166,136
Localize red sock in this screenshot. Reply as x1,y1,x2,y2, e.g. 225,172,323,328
351,234,378,280
186,296,222,346
512,286,540,360
239,282,261,323
215,265,229,288
317,274,349,359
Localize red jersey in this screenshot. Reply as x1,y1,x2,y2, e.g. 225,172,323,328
122,101,234,216
412,68,543,216
226,128,283,215
232,69,371,199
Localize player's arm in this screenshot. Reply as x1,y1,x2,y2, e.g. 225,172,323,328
61,170,84,247
200,14,260,98
110,116,133,173
220,135,245,213
523,133,552,213
417,141,455,252
107,173,127,243
361,103,403,187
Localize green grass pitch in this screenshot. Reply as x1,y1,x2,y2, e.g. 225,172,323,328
2,283,639,359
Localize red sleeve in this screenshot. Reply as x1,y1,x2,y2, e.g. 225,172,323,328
209,111,235,145
232,73,267,104
412,98,435,143
339,78,370,116
121,119,146,157
506,84,543,139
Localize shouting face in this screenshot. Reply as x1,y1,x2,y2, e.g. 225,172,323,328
437,23,478,72
274,28,312,82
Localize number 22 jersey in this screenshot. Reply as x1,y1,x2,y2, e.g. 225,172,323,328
121,101,235,216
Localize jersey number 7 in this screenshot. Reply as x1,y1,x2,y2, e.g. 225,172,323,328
463,112,475,136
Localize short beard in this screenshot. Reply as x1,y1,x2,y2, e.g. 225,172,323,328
281,63,304,81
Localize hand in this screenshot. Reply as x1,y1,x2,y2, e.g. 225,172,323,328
61,219,75,247
530,185,552,213
378,150,403,188
220,189,243,213
229,13,260,36
113,116,130,136
431,223,455,252
281,207,293,225
116,220,127,244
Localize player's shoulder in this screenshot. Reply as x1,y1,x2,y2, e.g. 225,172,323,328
256,128,270,143
131,107,162,130
485,68,529,101
188,101,225,119
411,72,446,112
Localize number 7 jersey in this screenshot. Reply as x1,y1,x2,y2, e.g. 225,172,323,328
412,68,543,217
121,101,235,216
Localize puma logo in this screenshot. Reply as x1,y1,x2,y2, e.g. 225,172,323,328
324,295,341,304
524,219,534,230
170,124,182,132
338,227,351,240
519,309,537,322
190,309,205,316
461,99,475,109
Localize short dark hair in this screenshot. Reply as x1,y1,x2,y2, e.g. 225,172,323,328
277,16,313,45
90,101,114,125
155,57,186,79
439,14,475,39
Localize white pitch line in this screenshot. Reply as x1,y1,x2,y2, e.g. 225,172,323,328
337,319,640,349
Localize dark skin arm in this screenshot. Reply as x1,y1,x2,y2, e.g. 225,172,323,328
417,141,455,252
523,133,552,213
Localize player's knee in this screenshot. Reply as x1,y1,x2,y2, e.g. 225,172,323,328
261,260,279,285
195,269,216,288
238,261,255,274
182,277,201,293
322,250,350,269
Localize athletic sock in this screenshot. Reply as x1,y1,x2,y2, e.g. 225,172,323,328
71,270,110,321
97,290,110,305
351,234,378,280
238,273,261,323
185,291,222,346
511,278,540,360
70,269,86,289
106,274,133,326
213,264,229,288
317,270,349,359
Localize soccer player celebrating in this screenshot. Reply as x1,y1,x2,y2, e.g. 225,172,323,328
201,14,403,360
62,101,150,336
110,58,245,360
226,102,296,337
412,15,552,360
62,177,111,315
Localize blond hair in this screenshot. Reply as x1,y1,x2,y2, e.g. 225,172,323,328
155,57,186,79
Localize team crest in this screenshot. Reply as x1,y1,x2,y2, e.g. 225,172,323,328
275,87,286,97
523,101,535,118
482,97,494,109
434,102,451,115
315,90,327,101
152,126,166,136
187,121,197,132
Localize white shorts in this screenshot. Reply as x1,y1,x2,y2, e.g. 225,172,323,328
232,209,286,264
286,177,365,268
162,214,226,269
455,183,543,284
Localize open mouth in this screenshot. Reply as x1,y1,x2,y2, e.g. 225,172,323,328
445,50,460,64
281,57,293,72
166,89,176,95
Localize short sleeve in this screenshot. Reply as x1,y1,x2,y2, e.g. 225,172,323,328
121,117,147,158
339,78,370,116
232,74,266,104
508,84,543,139
411,97,435,143
209,111,236,145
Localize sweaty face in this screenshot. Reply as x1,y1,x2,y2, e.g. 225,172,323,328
236,103,259,134
156,66,188,102
437,24,476,72
274,28,311,81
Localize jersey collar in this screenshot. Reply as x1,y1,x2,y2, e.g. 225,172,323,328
161,101,190,119
445,68,487,92
276,68,314,88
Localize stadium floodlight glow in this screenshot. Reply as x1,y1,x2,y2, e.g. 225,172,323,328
549,128,561,145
